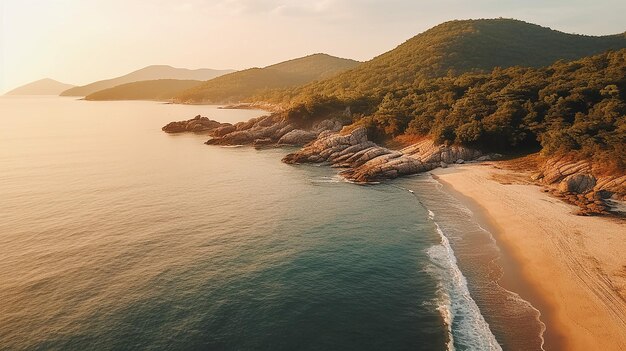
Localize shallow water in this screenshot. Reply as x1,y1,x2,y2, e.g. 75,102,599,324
0,97,540,350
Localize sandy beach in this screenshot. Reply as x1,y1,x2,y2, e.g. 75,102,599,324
432,163,626,350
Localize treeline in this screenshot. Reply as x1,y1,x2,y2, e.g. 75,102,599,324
254,19,626,103
281,49,626,171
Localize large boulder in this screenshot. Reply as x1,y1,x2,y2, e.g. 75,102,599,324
558,174,597,194
277,129,317,145
212,125,237,137
161,121,187,133
162,115,229,133
312,119,343,135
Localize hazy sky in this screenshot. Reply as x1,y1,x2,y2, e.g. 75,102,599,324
1,0,625,93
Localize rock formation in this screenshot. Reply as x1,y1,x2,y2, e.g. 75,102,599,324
204,114,343,148
532,157,626,215
162,115,231,133
557,174,596,194
168,112,624,216
283,127,483,183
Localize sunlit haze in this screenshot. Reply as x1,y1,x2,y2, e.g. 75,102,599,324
1,0,625,93
2,0,626,350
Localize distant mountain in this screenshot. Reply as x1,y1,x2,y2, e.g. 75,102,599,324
84,79,203,101
61,65,235,97
5,78,75,95
174,54,360,104
278,18,626,101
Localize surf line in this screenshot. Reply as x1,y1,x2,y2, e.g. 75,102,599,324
390,181,503,351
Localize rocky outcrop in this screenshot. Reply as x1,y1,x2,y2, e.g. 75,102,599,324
277,130,317,145
204,114,344,147
595,176,626,199
204,115,290,145
212,125,237,137
532,157,626,215
162,115,230,133
282,127,483,183
558,174,596,194
539,158,592,184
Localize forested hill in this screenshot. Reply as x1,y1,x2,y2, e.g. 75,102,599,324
84,79,203,101
258,18,626,103
173,54,360,104
282,49,626,172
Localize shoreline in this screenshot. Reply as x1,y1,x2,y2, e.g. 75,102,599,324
431,163,626,351
431,170,562,350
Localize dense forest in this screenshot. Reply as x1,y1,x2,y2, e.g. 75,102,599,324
85,79,203,101
174,54,360,104
276,49,626,172
248,19,626,171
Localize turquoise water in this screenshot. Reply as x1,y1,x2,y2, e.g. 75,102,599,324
0,97,539,350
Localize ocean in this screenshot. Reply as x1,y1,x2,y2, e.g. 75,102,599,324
0,97,543,350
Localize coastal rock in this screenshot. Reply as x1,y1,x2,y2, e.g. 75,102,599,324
558,174,596,194
206,130,254,145
282,127,369,164
400,140,482,165
594,175,626,200
283,127,482,183
541,159,592,184
540,158,626,199
212,124,237,137
203,112,346,147
536,156,626,214
162,115,229,133
312,119,343,135
206,115,292,145
277,130,317,145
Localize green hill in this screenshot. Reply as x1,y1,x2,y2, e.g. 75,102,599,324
61,65,234,97
174,53,360,104
355,48,626,168
268,19,626,170
282,49,626,171
264,18,626,102
84,79,203,101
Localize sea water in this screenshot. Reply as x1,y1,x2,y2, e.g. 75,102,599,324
0,97,542,350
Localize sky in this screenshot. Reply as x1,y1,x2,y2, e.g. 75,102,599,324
1,0,625,93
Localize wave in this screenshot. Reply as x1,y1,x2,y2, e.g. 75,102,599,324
404,177,547,351
309,176,342,184
429,180,547,351
426,209,503,351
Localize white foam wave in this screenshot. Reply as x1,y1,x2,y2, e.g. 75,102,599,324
427,214,502,351
429,178,547,350
310,176,342,184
